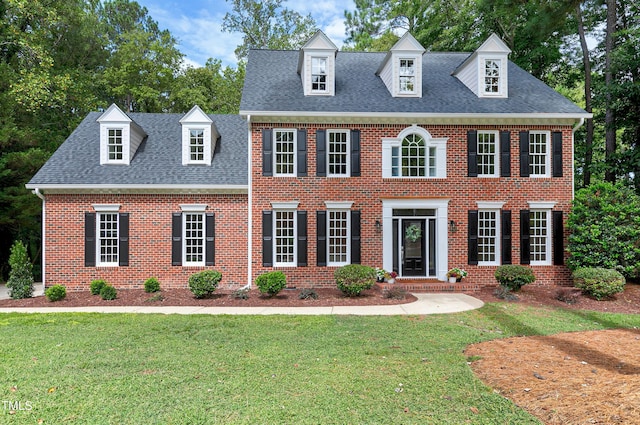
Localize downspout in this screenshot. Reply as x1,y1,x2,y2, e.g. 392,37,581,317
571,118,586,200
245,115,253,289
33,188,46,291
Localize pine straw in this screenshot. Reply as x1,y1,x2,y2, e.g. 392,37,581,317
466,329,640,424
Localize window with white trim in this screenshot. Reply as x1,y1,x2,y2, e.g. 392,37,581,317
183,212,205,266
399,58,415,94
98,212,119,266
383,127,447,179
189,129,205,162
529,131,550,177
274,209,296,266
328,209,350,266
478,209,500,265
274,129,296,176
484,59,501,94
530,209,551,265
311,57,327,92
107,128,123,161
477,131,498,177
327,130,349,176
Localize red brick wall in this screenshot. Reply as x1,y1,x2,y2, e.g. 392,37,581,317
250,123,574,287
44,193,248,291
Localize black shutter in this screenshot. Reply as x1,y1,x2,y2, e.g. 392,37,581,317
519,131,530,177
171,213,182,266
297,211,307,266
350,130,361,177
297,129,307,177
553,210,564,265
317,211,327,266
262,129,273,176
501,210,512,265
351,210,361,264
552,131,563,177
467,130,478,177
500,131,511,177
205,213,215,266
520,210,531,264
316,129,326,177
118,213,129,267
84,212,96,267
262,211,273,267
468,210,478,265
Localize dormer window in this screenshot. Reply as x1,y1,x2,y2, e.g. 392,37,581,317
399,59,416,93
97,104,146,166
311,57,327,92
107,128,124,161
180,105,218,166
483,59,502,95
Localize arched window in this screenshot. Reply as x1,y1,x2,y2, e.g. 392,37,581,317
383,126,447,179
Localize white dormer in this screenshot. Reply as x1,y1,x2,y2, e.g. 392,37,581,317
376,32,426,98
453,33,511,98
298,31,338,97
180,105,219,166
97,104,146,165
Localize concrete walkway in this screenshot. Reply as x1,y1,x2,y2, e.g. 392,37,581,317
0,285,483,315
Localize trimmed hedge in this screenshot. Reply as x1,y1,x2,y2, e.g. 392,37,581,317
188,270,222,298
572,267,625,300
255,271,287,297
6,240,34,299
90,279,107,295
494,265,536,292
45,285,67,302
144,277,160,293
334,264,376,296
100,284,117,300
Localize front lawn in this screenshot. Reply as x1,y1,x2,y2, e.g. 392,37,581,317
1,304,639,424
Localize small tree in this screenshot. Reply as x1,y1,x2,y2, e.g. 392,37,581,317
567,182,640,278
6,240,34,299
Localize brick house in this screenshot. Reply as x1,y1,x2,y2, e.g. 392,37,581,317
27,31,590,291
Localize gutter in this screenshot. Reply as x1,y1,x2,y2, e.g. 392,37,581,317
571,118,586,200
244,114,253,290
33,188,46,290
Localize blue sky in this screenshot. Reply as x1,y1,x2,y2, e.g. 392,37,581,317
137,0,355,68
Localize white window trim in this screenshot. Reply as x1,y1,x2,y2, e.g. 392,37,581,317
398,57,417,95
93,204,121,212
273,129,297,177
96,211,120,267
182,212,206,267
103,125,128,165
527,201,556,209
477,130,500,178
180,204,208,212
273,208,297,267
327,208,351,267
478,208,500,266
326,129,350,177
324,201,353,209
382,126,447,179
529,130,551,178
182,125,212,166
476,201,505,209
479,57,504,97
529,208,552,266
310,56,329,94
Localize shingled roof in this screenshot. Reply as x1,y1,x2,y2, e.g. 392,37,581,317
240,50,588,116
27,113,247,190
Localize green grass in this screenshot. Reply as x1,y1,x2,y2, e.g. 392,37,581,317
1,304,639,424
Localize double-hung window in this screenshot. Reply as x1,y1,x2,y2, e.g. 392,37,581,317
399,58,415,94
311,57,327,92
529,209,551,265
484,59,501,94
189,129,205,162
327,130,349,176
529,131,550,177
98,212,119,266
478,209,500,265
107,128,123,161
477,131,499,177
274,209,296,266
172,205,215,267
327,209,350,266
86,204,128,268
274,129,296,176
183,212,205,266
383,127,447,179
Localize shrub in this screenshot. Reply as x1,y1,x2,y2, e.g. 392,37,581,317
255,271,287,297
568,182,640,278
232,288,249,300
6,240,34,299
45,285,67,302
298,288,318,300
382,287,407,300
494,265,536,292
572,267,625,300
188,270,222,298
144,277,160,293
555,288,579,305
100,284,117,300
90,279,107,295
334,264,376,297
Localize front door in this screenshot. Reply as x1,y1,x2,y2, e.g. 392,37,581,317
402,219,425,276
392,212,437,277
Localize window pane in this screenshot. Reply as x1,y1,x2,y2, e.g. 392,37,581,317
477,132,497,176
530,210,548,262
478,210,498,263
529,132,548,176
275,210,295,264
108,129,123,160
484,60,500,93
328,130,348,175
184,213,204,264
99,213,118,264
328,210,349,265
311,57,327,91
190,129,205,162
401,134,425,177
275,130,295,175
